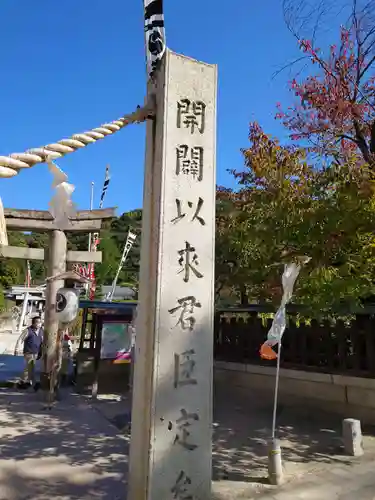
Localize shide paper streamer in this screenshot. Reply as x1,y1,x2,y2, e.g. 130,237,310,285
260,259,310,360
47,160,76,230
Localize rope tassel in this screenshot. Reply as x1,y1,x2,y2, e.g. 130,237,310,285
0,100,155,178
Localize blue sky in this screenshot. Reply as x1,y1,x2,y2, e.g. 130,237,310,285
0,0,339,215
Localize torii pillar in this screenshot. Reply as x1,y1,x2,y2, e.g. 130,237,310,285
128,51,217,499
44,229,67,375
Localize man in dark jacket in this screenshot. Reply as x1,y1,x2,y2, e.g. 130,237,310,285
15,316,44,386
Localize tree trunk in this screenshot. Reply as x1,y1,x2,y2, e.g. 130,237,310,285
240,285,249,306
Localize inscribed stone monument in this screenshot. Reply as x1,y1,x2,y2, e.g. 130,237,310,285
128,50,217,499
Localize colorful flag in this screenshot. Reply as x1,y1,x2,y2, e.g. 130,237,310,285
73,263,90,279
260,263,302,361
144,0,166,77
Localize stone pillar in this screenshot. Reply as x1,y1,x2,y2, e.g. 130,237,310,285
43,230,67,377
128,50,217,499
342,418,364,456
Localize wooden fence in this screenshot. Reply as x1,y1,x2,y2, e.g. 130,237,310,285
214,306,375,378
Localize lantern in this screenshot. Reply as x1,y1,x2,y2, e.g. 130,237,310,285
55,287,79,324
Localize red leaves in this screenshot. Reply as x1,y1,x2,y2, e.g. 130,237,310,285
290,78,298,89
276,24,375,163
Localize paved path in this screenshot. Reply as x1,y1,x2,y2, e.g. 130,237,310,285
1,384,375,499
211,460,375,499
2,337,375,499
89,383,375,499
0,388,127,500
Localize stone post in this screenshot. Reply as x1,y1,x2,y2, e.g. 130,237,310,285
128,50,217,499
342,418,364,456
268,439,283,485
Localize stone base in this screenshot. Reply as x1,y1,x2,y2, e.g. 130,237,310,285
214,362,375,424
268,439,283,485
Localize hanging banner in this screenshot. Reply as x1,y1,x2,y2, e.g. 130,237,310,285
99,164,110,209
107,230,137,301
144,0,166,78
260,262,302,360
121,230,137,265
89,165,110,300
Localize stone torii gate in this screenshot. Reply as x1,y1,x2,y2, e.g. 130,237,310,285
0,206,115,378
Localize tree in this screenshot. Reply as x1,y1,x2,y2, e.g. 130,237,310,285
94,230,121,287
0,232,28,290
110,209,142,287
278,0,375,165
216,122,375,313
26,232,48,284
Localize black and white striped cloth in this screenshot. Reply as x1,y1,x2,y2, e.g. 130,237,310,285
99,164,110,209
144,0,166,78
91,164,110,264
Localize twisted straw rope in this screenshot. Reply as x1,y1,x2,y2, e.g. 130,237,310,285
0,100,155,178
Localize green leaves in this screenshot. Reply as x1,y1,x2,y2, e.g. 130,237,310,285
216,123,375,314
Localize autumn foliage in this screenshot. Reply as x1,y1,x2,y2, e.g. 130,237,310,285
214,2,375,312
216,121,375,312
276,26,375,165
215,5,375,311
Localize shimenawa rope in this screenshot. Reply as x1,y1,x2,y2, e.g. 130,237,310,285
0,99,155,178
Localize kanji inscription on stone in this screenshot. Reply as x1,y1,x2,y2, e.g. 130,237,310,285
176,145,203,181
177,98,206,134
171,470,193,499
171,198,205,226
174,349,197,388
168,296,202,331
128,52,216,500
173,408,199,451
177,241,203,283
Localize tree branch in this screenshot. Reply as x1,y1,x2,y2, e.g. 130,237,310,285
353,119,372,163
359,55,375,80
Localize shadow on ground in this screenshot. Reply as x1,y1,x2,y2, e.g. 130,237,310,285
211,383,375,485
2,377,375,499
89,381,375,493
0,388,127,500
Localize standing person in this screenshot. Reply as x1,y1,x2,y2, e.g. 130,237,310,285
15,316,44,387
